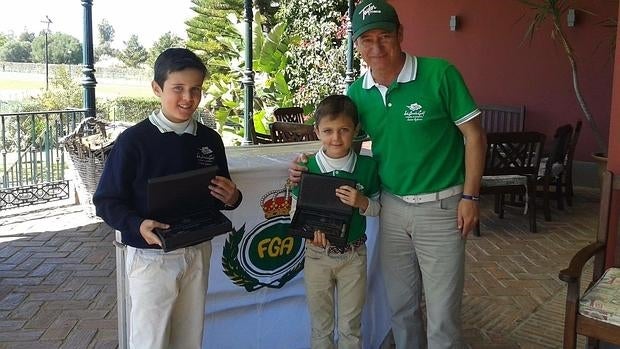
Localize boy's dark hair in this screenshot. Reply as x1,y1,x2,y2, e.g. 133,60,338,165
313,95,359,127
153,48,207,88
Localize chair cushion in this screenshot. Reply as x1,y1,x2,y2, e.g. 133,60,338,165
538,157,565,177
579,267,620,326
481,175,527,187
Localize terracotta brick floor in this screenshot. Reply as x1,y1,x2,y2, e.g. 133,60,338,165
0,187,602,348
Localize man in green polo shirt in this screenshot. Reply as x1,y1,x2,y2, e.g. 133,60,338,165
290,1,486,348
349,1,486,348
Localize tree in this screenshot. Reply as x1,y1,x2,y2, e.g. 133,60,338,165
118,34,148,68
0,33,10,48
18,30,35,43
31,32,82,64
185,0,276,75
519,0,609,154
186,0,244,75
0,40,32,62
147,31,185,66
95,19,118,60
277,0,350,112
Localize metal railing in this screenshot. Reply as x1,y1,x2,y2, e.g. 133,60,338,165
0,109,87,208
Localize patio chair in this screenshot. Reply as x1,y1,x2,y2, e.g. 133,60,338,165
475,131,546,236
269,121,318,143
479,104,526,133
537,123,573,221
559,170,620,349
273,107,305,123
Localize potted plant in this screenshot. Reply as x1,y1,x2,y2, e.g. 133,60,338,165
518,0,611,165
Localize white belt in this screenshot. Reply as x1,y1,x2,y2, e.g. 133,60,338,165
394,185,463,204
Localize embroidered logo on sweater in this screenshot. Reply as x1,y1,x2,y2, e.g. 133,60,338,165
196,146,215,166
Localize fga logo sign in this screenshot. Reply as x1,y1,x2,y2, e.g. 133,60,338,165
222,186,305,292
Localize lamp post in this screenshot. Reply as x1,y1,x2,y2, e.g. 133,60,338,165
242,0,254,145
41,15,52,90
81,0,97,118
345,0,356,88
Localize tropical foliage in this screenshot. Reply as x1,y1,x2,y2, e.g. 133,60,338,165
277,0,351,113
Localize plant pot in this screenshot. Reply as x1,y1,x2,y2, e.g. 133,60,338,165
591,152,608,181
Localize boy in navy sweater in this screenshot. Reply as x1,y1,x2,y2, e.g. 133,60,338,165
93,48,242,349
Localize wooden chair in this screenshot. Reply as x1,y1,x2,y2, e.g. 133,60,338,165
475,131,546,236
537,123,574,221
563,120,582,206
273,107,305,123
249,120,273,145
559,170,620,349
479,104,526,133
269,121,318,143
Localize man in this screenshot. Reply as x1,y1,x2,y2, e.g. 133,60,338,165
290,0,486,348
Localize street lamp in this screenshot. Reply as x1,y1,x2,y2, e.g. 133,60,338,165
41,15,53,90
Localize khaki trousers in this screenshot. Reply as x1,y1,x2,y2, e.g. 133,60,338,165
379,192,465,349
126,242,212,349
304,243,367,349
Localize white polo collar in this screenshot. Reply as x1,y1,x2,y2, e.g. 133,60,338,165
362,53,417,89
148,110,197,135
314,147,357,174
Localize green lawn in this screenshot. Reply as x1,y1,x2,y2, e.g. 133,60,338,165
0,73,152,99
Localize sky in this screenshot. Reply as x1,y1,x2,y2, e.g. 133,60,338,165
0,0,194,48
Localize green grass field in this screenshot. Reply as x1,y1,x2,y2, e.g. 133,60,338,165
0,73,152,99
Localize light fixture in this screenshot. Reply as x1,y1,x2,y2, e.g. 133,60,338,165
567,9,576,27
449,15,458,31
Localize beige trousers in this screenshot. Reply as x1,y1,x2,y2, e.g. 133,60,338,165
125,242,212,349
304,243,367,349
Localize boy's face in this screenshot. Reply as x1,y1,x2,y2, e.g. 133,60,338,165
151,68,204,123
315,113,357,159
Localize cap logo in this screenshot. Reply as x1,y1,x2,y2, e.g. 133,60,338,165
360,3,381,21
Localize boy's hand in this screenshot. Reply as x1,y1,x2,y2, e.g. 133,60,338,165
139,219,170,247
336,185,369,211
309,230,328,248
288,153,311,185
210,176,239,206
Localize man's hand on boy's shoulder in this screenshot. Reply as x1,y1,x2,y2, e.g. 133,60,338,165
139,219,170,248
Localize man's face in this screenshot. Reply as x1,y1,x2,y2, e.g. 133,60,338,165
355,27,403,73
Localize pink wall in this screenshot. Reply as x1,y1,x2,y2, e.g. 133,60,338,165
391,0,617,161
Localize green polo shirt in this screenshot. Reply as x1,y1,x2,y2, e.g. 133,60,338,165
292,151,380,243
348,54,479,196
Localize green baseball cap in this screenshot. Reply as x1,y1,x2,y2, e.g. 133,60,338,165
352,0,400,41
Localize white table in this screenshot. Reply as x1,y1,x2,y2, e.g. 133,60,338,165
116,142,391,349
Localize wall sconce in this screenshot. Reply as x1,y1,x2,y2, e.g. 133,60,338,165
449,15,458,31
567,9,576,27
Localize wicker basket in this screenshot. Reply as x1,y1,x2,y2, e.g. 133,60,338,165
61,117,129,200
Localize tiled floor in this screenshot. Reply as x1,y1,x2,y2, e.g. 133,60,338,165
0,187,603,348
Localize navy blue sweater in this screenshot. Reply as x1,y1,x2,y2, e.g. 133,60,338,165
93,119,238,249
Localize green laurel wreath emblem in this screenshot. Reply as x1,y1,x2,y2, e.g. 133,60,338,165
222,223,305,292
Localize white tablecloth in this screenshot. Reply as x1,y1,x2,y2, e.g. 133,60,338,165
115,142,391,349
203,142,390,348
